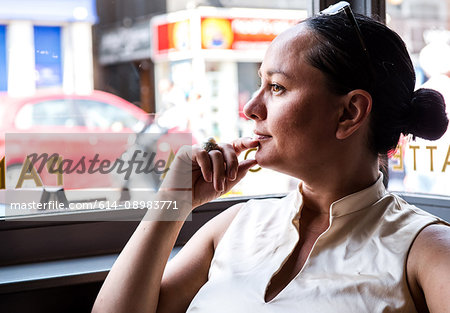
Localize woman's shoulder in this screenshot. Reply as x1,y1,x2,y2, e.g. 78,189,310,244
410,223,450,256
407,223,450,312
388,192,450,311
410,223,450,268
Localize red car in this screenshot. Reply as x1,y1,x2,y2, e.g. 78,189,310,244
0,90,150,190
0,90,195,205
0,90,149,135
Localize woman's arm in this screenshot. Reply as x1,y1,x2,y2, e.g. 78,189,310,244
407,224,450,313
92,138,259,313
157,202,244,313
92,219,185,313
93,202,243,313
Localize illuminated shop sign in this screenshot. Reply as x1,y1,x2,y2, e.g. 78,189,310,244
201,17,297,50
151,8,302,58
154,20,191,55
99,20,152,65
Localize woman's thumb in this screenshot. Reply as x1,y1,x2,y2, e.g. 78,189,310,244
234,159,258,182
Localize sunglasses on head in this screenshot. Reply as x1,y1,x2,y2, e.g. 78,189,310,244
319,1,375,88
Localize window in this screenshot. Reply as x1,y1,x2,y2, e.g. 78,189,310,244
1,2,311,275
76,100,142,131
0,25,7,92
24,100,79,127
34,26,63,89
386,0,450,198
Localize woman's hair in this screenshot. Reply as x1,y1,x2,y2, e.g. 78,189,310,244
304,13,448,155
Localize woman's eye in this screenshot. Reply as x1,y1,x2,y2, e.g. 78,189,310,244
270,84,284,93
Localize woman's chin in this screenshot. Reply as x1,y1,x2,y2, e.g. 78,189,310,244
255,153,287,174
254,154,272,169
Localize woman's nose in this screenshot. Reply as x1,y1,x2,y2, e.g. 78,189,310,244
243,90,267,121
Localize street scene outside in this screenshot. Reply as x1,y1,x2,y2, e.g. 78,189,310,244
386,0,450,195
0,0,450,218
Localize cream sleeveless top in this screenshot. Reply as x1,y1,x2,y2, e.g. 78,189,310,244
186,175,444,312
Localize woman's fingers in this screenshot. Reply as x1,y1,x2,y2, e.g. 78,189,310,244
232,137,259,155
208,150,225,191
191,145,228,191
191,138,259,192
193,147,213,183
235,159,258,180
221,159,258,191
220,143,239,181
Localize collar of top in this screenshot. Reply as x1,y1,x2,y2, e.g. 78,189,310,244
295,173,387,218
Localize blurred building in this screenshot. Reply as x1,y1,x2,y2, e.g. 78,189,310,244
93,0,309,119
167,0,308,11
387,0,449,59
94,0,166,112
0,0,97,96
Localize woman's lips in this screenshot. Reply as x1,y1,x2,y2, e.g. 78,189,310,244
255,134,271,140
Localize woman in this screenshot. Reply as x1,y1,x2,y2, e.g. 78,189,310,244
93,3,450,312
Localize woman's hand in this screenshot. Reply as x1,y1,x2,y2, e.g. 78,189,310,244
160,137,259,211
93,138,259,313
191,137,259,207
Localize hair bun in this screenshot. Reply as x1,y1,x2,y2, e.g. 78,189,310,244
406,88,448,140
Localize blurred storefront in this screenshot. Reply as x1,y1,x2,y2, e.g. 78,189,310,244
97,18,155,112
150,6,307,142
94,0,166,113
0,0,97,96
387,0,450,196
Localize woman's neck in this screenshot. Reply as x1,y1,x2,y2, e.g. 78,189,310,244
299,159,379,215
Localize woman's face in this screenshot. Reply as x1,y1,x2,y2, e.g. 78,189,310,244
243,25,345,178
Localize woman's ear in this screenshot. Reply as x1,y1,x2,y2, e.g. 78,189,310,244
336,89,372,140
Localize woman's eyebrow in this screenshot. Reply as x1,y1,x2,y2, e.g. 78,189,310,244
258,68,292,79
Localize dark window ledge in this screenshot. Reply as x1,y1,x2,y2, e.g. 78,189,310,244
0,247,182,294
